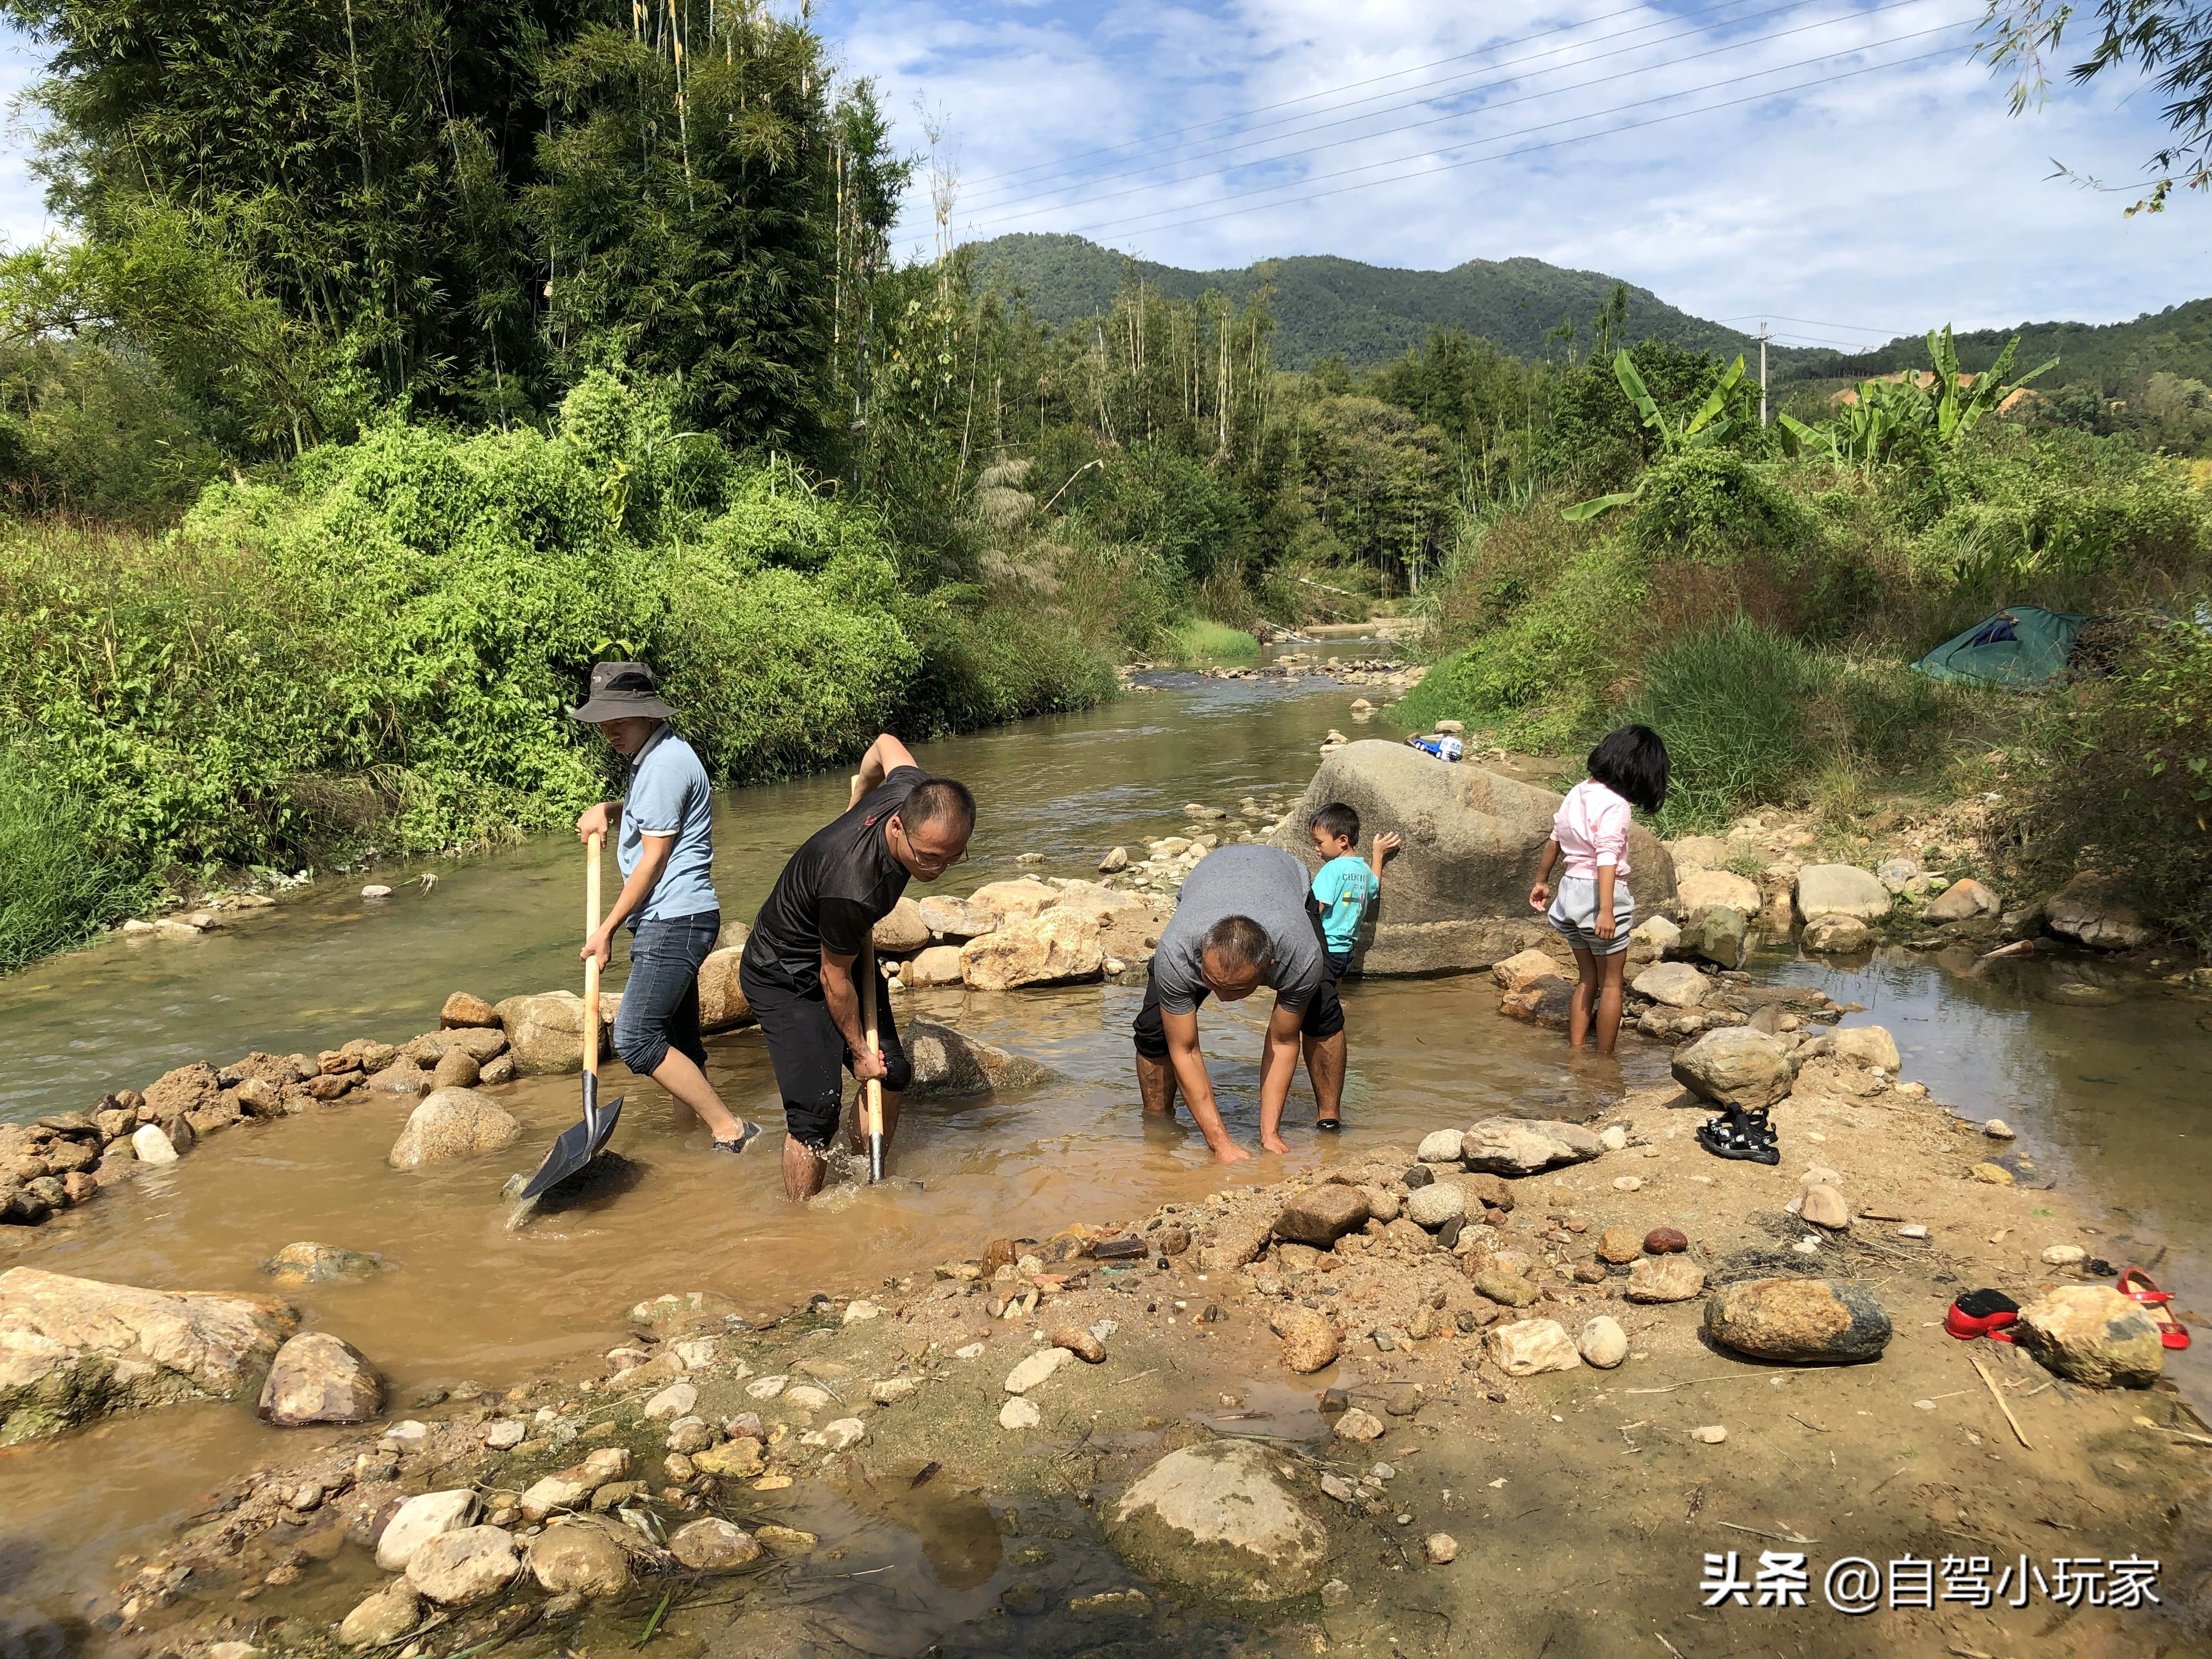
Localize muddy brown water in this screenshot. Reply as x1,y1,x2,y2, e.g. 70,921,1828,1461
0,648,2207,1647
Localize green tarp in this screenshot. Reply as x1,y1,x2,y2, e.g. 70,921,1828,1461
1912,606,2091,686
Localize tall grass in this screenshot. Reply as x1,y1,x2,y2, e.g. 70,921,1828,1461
1622,618,1817,834
0,748,151,969
1166,618,1261,663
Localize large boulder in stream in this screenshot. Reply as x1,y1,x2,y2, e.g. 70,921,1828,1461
901,1023,1058,1096
257,1331,386,1425
695,947,754,1032
0,1267,297,1441
959,910,1105,990
388,1088,522,1169
1268,741,1675,974
494,991,613,1075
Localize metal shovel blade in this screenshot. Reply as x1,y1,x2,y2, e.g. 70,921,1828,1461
516,1095,625,1202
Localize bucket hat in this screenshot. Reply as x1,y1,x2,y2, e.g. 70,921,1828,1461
566,661,675,724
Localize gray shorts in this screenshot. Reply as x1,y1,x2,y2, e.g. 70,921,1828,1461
1548,876,1634,957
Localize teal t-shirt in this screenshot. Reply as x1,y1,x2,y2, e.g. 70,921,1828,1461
1312,855,1380,952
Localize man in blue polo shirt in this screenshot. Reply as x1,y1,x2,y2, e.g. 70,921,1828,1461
569,661,758,1156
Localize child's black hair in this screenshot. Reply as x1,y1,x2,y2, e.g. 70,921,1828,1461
1587,724,1669,812
1308,802,1361,847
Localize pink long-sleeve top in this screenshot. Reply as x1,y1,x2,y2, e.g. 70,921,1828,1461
1553,778,1633,879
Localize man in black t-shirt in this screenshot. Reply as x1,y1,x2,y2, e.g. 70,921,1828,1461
740,733,976,1199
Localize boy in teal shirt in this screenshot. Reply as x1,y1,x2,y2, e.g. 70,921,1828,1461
1308,802,1399,980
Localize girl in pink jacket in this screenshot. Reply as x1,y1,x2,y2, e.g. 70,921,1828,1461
1527,724,1669,1057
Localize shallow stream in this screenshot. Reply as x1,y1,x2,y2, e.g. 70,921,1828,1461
1,648,2206,1646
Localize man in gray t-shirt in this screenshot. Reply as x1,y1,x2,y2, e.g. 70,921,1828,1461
1132,844,1347,1163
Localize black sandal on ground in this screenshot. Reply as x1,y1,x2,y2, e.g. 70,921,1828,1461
713,1120,763,1155
1696,1107,1780,1165
1314,1116,1344,1132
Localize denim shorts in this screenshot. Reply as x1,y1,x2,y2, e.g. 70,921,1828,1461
613,910,721,1075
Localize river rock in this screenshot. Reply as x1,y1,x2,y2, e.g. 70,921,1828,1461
903,1021,1057,1096
142,1062,222,1122
527,1523,631,1597
257,1332,386,1426
1490,949,1561,991
1269,1305,1339,1373
1274,1186,1369,1248
441,992,500,1029
872,896,932,953
1796,1183,1851,1229
340,1582,420,1648
1796,864,1892,922
2015,1285,2164,1387
1702,1278,1892,1363
1003,1348,1070,1395
696,947,753,1031
430,1049,481,1090
1678,904,1748,969
1671,1028,1792,1109
1925,878,2000,923
1469,1271,1538,1308
959,910,1105,991
1099,846,1130,873
904,945,965,987
1632,914,1682,954
1416,1128,1465,1163
1460,1116,1603,1175
408,1526,520,1606
1632,961,1708,1008
0,1268,296,1441
1802,913,1872,953
916,896,998,939
1263,742,1674,974
1829,1025,1901,1071
1487,1318,1581,1376
1406,1183,1466,1229
1105,1441,1330,1601
1677,870,1760,915
967,878,1062,926
1595,1227,1642,1264
375,1490,479,1570
388,1088,521,1169
1579,1316,1628,1368
669,1517,761,1571
1626,1256,1707,1303
692,1439,764,1477
494,991,607,1075
1043,881,1170,964
131,1125,179,1165
2043,876,2151,950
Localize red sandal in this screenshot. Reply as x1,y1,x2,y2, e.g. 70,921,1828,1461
1945,1289,2019,1344
2117,1267,2192,1351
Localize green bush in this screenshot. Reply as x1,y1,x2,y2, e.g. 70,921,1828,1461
1994,606,2212,949
1620,617,1819,834
1627,450,1808,558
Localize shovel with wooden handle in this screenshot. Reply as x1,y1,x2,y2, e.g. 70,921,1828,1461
515,831,626,1203
859,936,887,1183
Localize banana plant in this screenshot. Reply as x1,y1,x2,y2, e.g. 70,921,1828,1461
1779,327,2059,473
1562,351,1752,520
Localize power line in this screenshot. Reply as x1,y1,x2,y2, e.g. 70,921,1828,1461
964,0,1814,210
963,0,1720,190
1046,25,1972,242
1716,311,1913,334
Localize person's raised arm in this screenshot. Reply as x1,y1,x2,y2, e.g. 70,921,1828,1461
1369,830,1401,881
848,733,920,808
1162,1009,1250,1165
1256,1000,1305,1154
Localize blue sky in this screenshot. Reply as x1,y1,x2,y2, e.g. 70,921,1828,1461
2,1,2206,345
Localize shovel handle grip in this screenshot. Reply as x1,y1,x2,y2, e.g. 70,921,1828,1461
583,831,603,1083
859,938,884,1140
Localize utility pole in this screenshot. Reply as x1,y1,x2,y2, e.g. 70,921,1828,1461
1759,319,1770,427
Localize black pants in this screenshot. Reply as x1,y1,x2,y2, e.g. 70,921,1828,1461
740,960,912,1152
1132,897,1346,1060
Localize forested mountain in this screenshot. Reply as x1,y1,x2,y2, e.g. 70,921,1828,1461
965,233,1779,369
1818,299,2212,391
